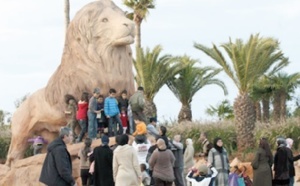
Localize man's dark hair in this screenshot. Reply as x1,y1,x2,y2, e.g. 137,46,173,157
98,94,104,99
109,88,116,94
121,90,127,94
160,126,167,136
117,134,129,145
137,86,144,91
150,117,157,123
59,127,71,139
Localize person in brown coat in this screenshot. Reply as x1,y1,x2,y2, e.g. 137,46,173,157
251,137,273,186
149,138,175,186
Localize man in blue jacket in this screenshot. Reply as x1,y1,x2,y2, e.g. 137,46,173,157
39,127,76,186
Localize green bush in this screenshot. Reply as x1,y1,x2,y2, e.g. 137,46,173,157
167,120,237,155
167,118,300,157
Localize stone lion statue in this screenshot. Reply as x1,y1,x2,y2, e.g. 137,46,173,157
6,0,135,166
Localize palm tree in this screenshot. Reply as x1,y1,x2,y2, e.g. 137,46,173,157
134,45,183,120
271,72,300,122
123,0,155,49
166,56,227,122
250,76,276,123
194,34,287,151
206,100,233,121
64,0,70,35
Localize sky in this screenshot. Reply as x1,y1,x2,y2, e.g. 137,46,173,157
0,0,300,122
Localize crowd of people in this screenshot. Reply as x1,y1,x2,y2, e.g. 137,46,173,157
64,86,147,142
37,87,300,186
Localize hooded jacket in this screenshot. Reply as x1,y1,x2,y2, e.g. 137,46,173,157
39,138,75,186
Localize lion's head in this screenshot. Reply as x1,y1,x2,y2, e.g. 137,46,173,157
45,0,135,106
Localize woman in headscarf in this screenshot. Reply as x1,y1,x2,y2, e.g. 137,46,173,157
184,138,195,176
149,138,175,186
251,137,273,186
207,137,229,186
113,134,142,186
273,137,290,186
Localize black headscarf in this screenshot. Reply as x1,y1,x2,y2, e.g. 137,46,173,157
213,137,223,153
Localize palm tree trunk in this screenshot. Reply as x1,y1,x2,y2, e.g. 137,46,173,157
178,104,192,123
143,99,157,122
254,101,261,122
64,0,70,35
234,93,256,152
262,97,270,122
273,92,280,122
280,92,287,122
134,19,142,49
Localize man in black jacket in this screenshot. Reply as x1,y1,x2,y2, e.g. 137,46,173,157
39,127,76,186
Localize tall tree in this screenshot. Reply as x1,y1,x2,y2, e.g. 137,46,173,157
64,0,70,35
123,0,155,49
195,34,287,151
271,72,300,122
206,100,233,121
167,56,227,122
134,45,183,120
250,76,276,123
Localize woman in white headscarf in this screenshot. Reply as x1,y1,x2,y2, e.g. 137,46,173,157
184,138,195,177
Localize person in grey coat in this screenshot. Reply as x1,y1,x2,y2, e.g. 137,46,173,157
171,135,185,186
207,137,229,186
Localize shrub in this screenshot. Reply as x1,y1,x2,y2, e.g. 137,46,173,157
167,120,237,155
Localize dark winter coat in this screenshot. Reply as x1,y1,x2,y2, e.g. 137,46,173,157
251,147,273,186
117,97,129,111
39,138,75,186
91,145,114,186
273,146,290,185
286,147,300,177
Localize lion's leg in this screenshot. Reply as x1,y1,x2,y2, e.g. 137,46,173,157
5,122,34,167
5,100,38,167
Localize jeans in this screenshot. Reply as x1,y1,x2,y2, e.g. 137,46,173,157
108,114,123,137
129,114,135,134
78,119,87,142
290,177,294,186
88,112,97,139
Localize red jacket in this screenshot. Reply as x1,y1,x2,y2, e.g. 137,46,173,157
77,102,88,120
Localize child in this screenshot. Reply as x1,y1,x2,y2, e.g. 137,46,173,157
104,88,123,136
186,164,218,186
27,136,48,155
78,138,93,186
140,163,151,186
64,95,78,139
96,95,107,135
76,92,89,143
120,107,128,134
132,118,147,143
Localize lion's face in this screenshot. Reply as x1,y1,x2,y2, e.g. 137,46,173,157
92,7,135,46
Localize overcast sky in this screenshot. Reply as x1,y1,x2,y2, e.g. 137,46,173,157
0,0,300,122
